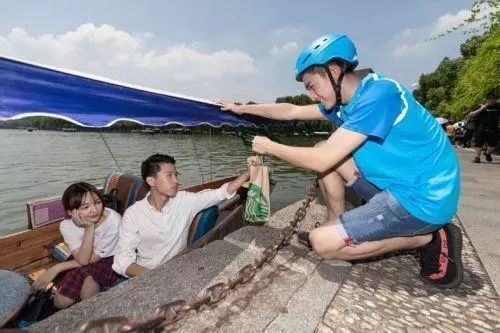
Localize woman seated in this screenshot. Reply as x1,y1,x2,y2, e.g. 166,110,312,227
33,182,121,309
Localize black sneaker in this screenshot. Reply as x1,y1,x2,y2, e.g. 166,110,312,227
297,231,312,250
472,156,480,163
485,153,492,162
418,224,463,288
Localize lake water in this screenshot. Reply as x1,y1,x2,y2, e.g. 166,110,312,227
0,129,320,236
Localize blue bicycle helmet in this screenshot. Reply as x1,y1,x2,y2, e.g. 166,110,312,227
295,33,358,107
295,34,358,82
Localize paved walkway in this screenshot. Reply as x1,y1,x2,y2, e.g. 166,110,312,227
316,217,499,333
455,148,500,293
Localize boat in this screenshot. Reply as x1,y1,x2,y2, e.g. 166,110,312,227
0,55,266,328
0,172,246,279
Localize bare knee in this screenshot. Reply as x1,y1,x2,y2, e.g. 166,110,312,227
309,229,327,257
54,292,75,309
80,276,99,300
309,227,345,259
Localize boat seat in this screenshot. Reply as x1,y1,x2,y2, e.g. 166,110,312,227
102,171,148,216
187,206,219,244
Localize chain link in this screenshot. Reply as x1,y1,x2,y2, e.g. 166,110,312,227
81,180,318,332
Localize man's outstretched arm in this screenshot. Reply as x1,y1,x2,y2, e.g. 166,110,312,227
217,100,326,121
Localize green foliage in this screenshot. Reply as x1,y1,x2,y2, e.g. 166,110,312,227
447,27,500,117
460,35,483,57
414,18,499,120
275,94,314,106
413,57,464,116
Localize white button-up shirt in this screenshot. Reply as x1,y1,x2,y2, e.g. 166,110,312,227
112,183,232,276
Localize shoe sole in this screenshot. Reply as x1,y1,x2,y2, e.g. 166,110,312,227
429,224,464,289
297,232,312,249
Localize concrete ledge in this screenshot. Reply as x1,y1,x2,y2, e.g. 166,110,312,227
169,227,350,332
31,223,350,333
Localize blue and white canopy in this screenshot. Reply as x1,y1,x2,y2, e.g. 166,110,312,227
0,56,263,127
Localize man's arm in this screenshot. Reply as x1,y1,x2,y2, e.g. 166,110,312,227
112,212,146,277
226,172,250,196
217,101,326,121
252,127,367,173
469,104,486,118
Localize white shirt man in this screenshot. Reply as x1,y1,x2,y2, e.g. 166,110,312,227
112,153,250,277
112,184,234,276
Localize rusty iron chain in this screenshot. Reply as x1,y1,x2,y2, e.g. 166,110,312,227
80,180,318,333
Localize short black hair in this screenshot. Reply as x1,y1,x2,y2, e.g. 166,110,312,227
62,182,102,212
141,153,176,183
305,59,355,78
485,93,496,100
328,59,356,73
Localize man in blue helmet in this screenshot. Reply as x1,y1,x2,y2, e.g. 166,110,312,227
218,33,462,289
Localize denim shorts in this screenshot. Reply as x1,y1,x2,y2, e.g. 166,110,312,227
334,176,445,245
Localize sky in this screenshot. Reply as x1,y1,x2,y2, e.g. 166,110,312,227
0,0,490,103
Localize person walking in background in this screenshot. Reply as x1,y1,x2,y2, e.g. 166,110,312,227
469,93,499,163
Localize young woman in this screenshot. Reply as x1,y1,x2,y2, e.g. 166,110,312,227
32,182,121,308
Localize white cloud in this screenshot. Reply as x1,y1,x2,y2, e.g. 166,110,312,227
270,41,298,56
393,41,432,58
0,23,256,92
398,28,415,38
432,9,471,35
391,4,495,59
432,4,494,35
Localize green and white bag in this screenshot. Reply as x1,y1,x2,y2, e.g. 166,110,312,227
244,156,270,224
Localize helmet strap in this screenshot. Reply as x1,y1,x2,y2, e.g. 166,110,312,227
324,64,346,106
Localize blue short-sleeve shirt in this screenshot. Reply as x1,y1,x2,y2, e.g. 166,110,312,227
318,73,460,224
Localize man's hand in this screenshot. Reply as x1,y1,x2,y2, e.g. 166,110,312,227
469,104,486,117
216,100,243,115
252,136,273,155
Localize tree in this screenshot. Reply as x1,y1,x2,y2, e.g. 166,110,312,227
413,57,464,116
447,27,500,118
